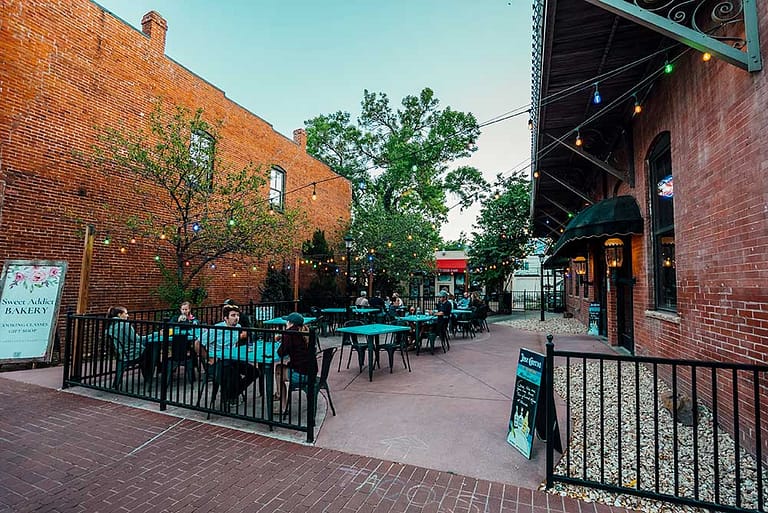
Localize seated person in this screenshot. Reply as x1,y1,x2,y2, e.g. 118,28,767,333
391,293,404,309
457,292,471,309
275,312,318,414
354,291,369,307
470,292,485,309
434,290,453,343
177,301,198,324
368,291,385,310
105,306,158,380
199,304,257,404
223,298,253,329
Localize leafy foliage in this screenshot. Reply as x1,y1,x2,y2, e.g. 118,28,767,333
259,267,292,302
96,102,302,306
305,88,488,288
468,173,532,292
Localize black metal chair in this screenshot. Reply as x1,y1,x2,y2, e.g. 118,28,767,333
287,347,337,417
165,334,196,386
338,320,365,372
377,322,411,373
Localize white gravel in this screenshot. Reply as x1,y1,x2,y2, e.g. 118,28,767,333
544,361,768,513
494,316,589,335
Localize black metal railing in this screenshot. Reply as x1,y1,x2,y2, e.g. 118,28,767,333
63,313,321,442
545,336,768,513
127,300,301,325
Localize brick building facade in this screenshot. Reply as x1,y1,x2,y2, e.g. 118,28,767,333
0,1,351,318
531,1,767,460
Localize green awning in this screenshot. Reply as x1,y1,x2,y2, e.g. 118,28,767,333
550,195,643,258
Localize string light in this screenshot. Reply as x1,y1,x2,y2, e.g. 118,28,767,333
592,83,602,105
228,218,236,226
634,98,642,114
533,170,540,179
159,233,166,240
102,233,111,245
664,61,674,74
575,131,583,147
192,222,201,233
119,247,127,254
311,183,317,201
130,237,137,244
702,52,711,62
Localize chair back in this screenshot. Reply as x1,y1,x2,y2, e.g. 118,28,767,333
317,347,336,385
341,320,363,345
170,334,191,362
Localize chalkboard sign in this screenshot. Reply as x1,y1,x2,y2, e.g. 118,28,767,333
588,302,600,335
507,348,545,458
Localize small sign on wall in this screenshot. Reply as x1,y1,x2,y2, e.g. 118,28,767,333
0,260,68,362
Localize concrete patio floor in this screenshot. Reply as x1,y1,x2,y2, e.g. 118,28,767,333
2,313,619,490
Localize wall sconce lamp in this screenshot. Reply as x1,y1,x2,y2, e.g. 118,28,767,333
604,238,636,286
572,255,592,285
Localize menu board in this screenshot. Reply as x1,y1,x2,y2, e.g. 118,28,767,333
588,302,600,335
0,260,68,362
507,348,545,459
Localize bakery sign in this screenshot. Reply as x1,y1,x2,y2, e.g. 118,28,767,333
0,260,68,362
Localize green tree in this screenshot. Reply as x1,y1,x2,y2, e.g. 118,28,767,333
301,230,341,303
96,103,301,306
468,173,532,294
306,88,488,285
259,267,292,302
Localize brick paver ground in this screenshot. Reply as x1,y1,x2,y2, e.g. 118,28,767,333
0,377,634,513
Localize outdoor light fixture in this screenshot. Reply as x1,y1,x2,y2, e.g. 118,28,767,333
702,52,712,62
311,182,317,201
344,234,353,301
572,256,587,276
575,132,583,147
592,84,602,105
664,61,674,74
604,238,624,269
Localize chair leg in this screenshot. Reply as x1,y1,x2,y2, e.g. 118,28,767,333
400,345,411,372
322,386,336,416
337,344,345,372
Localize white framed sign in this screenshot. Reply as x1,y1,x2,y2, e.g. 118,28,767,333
0,260,68,362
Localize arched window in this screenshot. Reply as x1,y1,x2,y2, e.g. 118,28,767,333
648,132,676,311
269,166,286,211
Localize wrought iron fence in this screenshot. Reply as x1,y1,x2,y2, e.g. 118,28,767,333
545,337,768,513
128,300,301,325
63,313,322,442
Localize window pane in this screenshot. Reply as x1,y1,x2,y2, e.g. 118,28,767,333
269,167,285,210
189,130,214,189
649,133,676,311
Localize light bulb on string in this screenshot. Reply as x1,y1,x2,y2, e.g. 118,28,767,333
311,183,317,201
102,233,111,245
119,247,127,254
575,131,583,147
130,237,137,244
702,52,712,62
634,100,642,114
159,233,166,240
228,218,236,227
664,61,674,74
192,222,201,233
592,83,601,105
527,117,533,130
533,170,540,179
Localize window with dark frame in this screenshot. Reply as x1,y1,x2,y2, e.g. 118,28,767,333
648,132,676,311
189,129,214,190
269,166,285,212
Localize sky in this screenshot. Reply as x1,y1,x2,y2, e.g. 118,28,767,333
95,0,534,241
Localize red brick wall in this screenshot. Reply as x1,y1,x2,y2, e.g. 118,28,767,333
561,8,768,457
0,1,351,319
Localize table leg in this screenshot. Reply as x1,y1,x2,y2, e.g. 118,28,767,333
367,335,375,382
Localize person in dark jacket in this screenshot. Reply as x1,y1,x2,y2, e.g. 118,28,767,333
275,312,317,413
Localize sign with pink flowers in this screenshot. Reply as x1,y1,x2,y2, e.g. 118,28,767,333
0,260,68,362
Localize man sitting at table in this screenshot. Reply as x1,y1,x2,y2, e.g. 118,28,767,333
200,304,258,405
435,290,453,344
355,291,369,307
368,291,385,310
457,292,471,309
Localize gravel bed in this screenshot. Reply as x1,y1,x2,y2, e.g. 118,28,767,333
495,316,589,335
544,360,768,513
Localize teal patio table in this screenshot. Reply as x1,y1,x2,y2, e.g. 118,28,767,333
401,314,436,354
350,307,380,323
209,340,281,420
336,323,410,381
263,316,317,326
320,307,348,334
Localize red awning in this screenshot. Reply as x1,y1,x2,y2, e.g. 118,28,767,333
436,259,467,272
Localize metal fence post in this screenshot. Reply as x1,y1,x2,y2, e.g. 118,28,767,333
545,333,555,489
62,310,73,389
159,318,169,411
306,328,317,443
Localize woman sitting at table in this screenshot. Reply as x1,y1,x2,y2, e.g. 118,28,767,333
391,293,404,308
105,306,156,380
275,312,318,414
